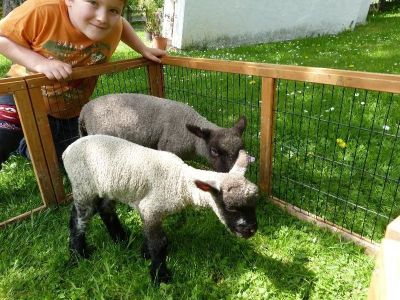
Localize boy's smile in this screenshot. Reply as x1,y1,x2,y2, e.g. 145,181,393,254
65,0,124,41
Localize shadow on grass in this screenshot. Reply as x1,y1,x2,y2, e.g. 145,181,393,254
0,156,43,223
0,197,371,299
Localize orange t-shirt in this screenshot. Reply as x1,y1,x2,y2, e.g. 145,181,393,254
0,0,123,118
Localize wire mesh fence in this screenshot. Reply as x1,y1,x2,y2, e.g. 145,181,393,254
40,65,151,164
92,67,150,98
39,66,151,197
273,80,400,241
162,63,399,242
2,57,399,243
0,85,47,226
163,65,261,181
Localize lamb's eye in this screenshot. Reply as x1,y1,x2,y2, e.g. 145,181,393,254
226,206,238,213
210,147,219,157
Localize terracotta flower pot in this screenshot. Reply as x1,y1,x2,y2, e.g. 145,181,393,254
152,36,168,50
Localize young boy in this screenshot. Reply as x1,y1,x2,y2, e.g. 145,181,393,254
0,0,166,169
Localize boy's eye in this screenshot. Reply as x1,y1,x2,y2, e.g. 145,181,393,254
89,0,97,6
110,9,120,14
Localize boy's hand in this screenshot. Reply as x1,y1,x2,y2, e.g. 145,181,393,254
0,37,72,80
34,59,72,81
142,47,167,64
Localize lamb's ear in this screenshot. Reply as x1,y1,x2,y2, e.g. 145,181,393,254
229,149,254,175
235,116,246,136
186,124,212,140
194,180,221,195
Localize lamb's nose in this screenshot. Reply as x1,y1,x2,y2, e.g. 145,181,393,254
237,223,257,238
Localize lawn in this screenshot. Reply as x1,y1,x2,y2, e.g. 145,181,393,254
2,9,400,300
169,10,400,74
1,200,373,299
163,10,400,242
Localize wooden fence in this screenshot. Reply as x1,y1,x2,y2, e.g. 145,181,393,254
368,216,400,300
1,56,400,257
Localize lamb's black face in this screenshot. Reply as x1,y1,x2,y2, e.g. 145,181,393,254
208,133,244,172
186,116,246,172
222,205,257,239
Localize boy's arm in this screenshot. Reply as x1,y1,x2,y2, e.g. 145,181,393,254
0,36,72,80
120,18,166,63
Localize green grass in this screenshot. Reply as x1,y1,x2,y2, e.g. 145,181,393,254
2,10,400,299
169,11,400,74
0,156,43,221
0,200,373,299
155,10,400,242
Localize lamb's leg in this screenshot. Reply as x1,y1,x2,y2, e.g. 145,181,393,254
69,203,95,258
141,240,151,259
95,198,129,243
143,222,171,284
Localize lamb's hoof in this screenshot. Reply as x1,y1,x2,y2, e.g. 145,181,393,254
151,268,172,285
112,229,130,244
141,243,151,260
69,245,93,259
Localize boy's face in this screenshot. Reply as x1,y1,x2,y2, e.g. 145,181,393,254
65,0,124,41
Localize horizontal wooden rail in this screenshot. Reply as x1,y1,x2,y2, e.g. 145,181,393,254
0,78,28,94
0,205,47,228
11,56,400,94
24,58,152,88
162,56,400,94
269,196,380,256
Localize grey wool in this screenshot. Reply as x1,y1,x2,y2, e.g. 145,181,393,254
63,134,258,284
79,93,246,172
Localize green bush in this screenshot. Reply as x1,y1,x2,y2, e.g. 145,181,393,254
138,0,164,35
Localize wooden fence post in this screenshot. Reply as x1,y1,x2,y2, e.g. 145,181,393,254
25,85,66,204
147,63,165,98
259,77,276,196
13,88,58,206
368,216,400,300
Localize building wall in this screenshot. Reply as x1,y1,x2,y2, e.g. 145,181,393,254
162,0,373,49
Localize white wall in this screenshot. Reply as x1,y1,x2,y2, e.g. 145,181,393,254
163,0,373,49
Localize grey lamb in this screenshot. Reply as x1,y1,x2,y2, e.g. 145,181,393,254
63,134,258,284
79,93,246,172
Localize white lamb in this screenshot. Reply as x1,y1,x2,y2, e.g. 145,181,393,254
63,134,258,284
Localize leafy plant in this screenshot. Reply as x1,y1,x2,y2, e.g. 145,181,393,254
138,0,164,36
